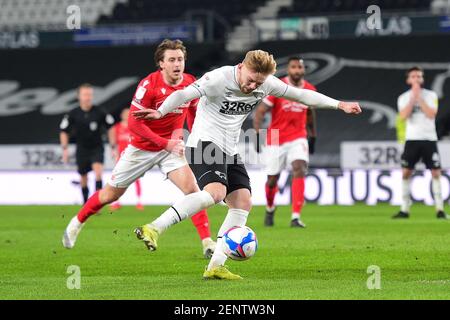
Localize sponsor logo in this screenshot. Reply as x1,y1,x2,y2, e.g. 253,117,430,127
219,101,259,115
281,101,307,112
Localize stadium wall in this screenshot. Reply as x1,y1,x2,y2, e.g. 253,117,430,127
0,42,225,144
1,35,450,153
0,168,449,206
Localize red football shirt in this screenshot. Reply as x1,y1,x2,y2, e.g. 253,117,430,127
128,70,198,152
114,122,130,155
264,77,316,145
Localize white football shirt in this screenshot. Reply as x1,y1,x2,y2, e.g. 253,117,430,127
186,65,289,155
397,88,438,141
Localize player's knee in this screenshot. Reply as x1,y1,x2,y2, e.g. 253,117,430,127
402,169,413,179
226,189,252,211
238,196,252,212
266,176,278,188
204,183,227,204
292,161,307,178
293,167,306,178
181,181,200,195
99,188,120,204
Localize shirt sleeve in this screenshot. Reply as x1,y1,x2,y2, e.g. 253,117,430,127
131,79,154,110
103,112,115,128
128,106,169,148
397,94,407,112
266,75,289,98
429,91,439,110
189,69,223,98
59,112,73,133
157,85,202,117
269,74,340,109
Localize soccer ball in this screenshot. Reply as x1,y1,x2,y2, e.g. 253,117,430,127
222,226,258,261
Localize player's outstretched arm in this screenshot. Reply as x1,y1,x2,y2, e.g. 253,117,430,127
132,86,201,120
283,86,362,114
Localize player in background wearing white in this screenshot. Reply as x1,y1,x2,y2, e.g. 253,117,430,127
253,57,317,228
393,66,449,219
133,50,362,279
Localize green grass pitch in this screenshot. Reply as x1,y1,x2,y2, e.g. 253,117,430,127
0,203,449,300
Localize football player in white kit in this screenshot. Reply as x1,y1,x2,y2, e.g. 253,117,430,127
393,66,448,219
132,50,362,279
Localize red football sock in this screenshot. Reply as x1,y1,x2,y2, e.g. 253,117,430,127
191,210,211,240
135,179,142,199
77,191,104,223
292,177,305,214
265,183,278,208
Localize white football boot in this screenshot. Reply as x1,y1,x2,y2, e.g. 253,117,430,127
62,216,84,249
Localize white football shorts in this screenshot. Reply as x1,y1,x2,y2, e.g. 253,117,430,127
264,137,309,176
108,144,187,188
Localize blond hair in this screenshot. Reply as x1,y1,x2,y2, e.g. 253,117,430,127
243,50,277,75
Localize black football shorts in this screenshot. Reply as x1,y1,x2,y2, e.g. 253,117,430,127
76,145,104,175
186,141,251,195
401,140,441,170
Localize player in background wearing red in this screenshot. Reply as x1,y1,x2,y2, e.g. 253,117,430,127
253,57,317,228
62,39,216,258
109,108,144,211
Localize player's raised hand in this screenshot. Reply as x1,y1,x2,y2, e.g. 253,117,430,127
411,82,421,101
338,102,362,114
165,139,185,156
132,109,162,120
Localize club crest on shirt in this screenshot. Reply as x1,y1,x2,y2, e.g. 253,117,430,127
89,121,98,131
219,101,259,115
252,91,265,99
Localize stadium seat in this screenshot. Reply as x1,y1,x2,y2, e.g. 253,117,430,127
0,0,126,30
276,0,432,16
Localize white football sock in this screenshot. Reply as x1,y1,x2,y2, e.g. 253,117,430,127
291,212,300,220
432,177,444,212
401,178,411,213
74,215,84,227
202,237,214,246
151,190,215,233
207,208,249,271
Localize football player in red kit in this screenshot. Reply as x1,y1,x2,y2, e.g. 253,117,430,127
253,57,317,228
109,108,144,211
62,39,216,258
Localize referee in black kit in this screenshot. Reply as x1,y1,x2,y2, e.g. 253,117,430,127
59,83,115,203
